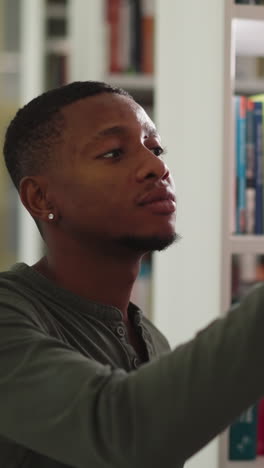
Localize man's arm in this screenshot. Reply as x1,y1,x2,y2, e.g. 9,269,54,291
1,285,264,468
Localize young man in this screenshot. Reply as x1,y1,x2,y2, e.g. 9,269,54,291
0,81,263,468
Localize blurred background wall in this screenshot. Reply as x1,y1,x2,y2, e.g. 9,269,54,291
0,0,20,270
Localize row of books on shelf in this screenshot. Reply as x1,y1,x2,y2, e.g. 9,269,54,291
235,0,264,4
45,54,67,89
106,0,154,75
234,94,264,235
229,254,264,460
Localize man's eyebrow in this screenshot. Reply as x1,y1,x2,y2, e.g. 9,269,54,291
91,125,127,142
91,124,159,142
81,125,160,156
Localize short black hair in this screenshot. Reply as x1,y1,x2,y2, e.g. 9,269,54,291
3,81,131,191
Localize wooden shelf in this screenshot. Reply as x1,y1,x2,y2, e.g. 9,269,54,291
233,4,264,21
46,4,67,18
231,235,264,254
235,78,264,94
106,73,154,91
46,38,70,54
233,5,264,56
223,458,264,468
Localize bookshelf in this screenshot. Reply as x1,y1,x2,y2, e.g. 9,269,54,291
236,78,264,94
231,235,264,253
69,0,154,103
221,3,264,467
152,1,264,468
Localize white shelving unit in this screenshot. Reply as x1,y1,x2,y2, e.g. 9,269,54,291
106,72,154,91
221,5,264,467
153,1,264,468
46,38,70,54
19,0,45,264
222,1,264,313
231,235,264,254
235,78,264,94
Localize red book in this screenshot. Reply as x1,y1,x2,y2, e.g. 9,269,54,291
257,398,264,455
106,0,122,73
141,0,154,74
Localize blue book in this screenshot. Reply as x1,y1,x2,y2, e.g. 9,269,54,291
245,99,256,234
229,404,258,460
253,101,263,234
235,96,247,234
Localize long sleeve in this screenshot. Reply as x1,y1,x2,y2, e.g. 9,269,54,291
1,284,264,468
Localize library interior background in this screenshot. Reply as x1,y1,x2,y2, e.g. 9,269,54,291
2,0,264,465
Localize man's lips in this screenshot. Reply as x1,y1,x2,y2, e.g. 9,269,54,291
137,188,176,214
138,187,176,205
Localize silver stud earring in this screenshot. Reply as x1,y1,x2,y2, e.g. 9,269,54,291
48,213,54,220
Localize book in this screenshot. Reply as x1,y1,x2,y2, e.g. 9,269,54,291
231,97,237,234
45,54,67,89
250,94,264,234
130,0,142,73
107,0,122,73
257,398,264,455
118,0,133,72
235,96,247,234
141,0,154,74
235,0,264,4
245,99,255,234
253,101,263,234
229,404,258,460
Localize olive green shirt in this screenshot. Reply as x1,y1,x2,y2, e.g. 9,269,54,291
0,263,264,468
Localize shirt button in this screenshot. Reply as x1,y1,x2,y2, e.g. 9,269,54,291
134,315,141,326
133,357,140,369
116,325,125,337
147,345,153,357
142,329,151,340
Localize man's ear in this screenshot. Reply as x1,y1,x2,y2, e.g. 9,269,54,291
19,176,55,223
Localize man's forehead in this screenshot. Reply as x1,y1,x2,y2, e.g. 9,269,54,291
62,93,158,139
62,92,137,119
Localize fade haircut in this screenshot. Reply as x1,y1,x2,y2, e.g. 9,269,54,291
3,81,131,191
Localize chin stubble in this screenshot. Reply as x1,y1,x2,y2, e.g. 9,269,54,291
117,232,182,253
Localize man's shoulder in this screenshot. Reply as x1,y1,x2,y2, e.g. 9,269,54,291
0,263,46,329
0,263,33,301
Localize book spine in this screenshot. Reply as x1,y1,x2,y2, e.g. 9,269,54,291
236,0,263,3
141,0,154,74
231,97,236,234
130,0,142,73
253,101,263,234
245,99,256,234
257,398,264,455
107,0,122,73
235,96,247,234
118,0,132,73
235,0,264,3
229,404,258,460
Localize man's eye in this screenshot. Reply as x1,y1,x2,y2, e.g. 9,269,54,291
152,146,166,157
102,149,122,159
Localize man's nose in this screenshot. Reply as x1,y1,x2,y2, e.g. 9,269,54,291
135,146,170,183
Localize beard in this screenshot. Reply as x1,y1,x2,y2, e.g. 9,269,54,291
117,232,181,253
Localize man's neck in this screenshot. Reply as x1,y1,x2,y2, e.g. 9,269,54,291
32,248,142,322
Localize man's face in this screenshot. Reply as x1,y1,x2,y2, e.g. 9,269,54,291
48,92,177,253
